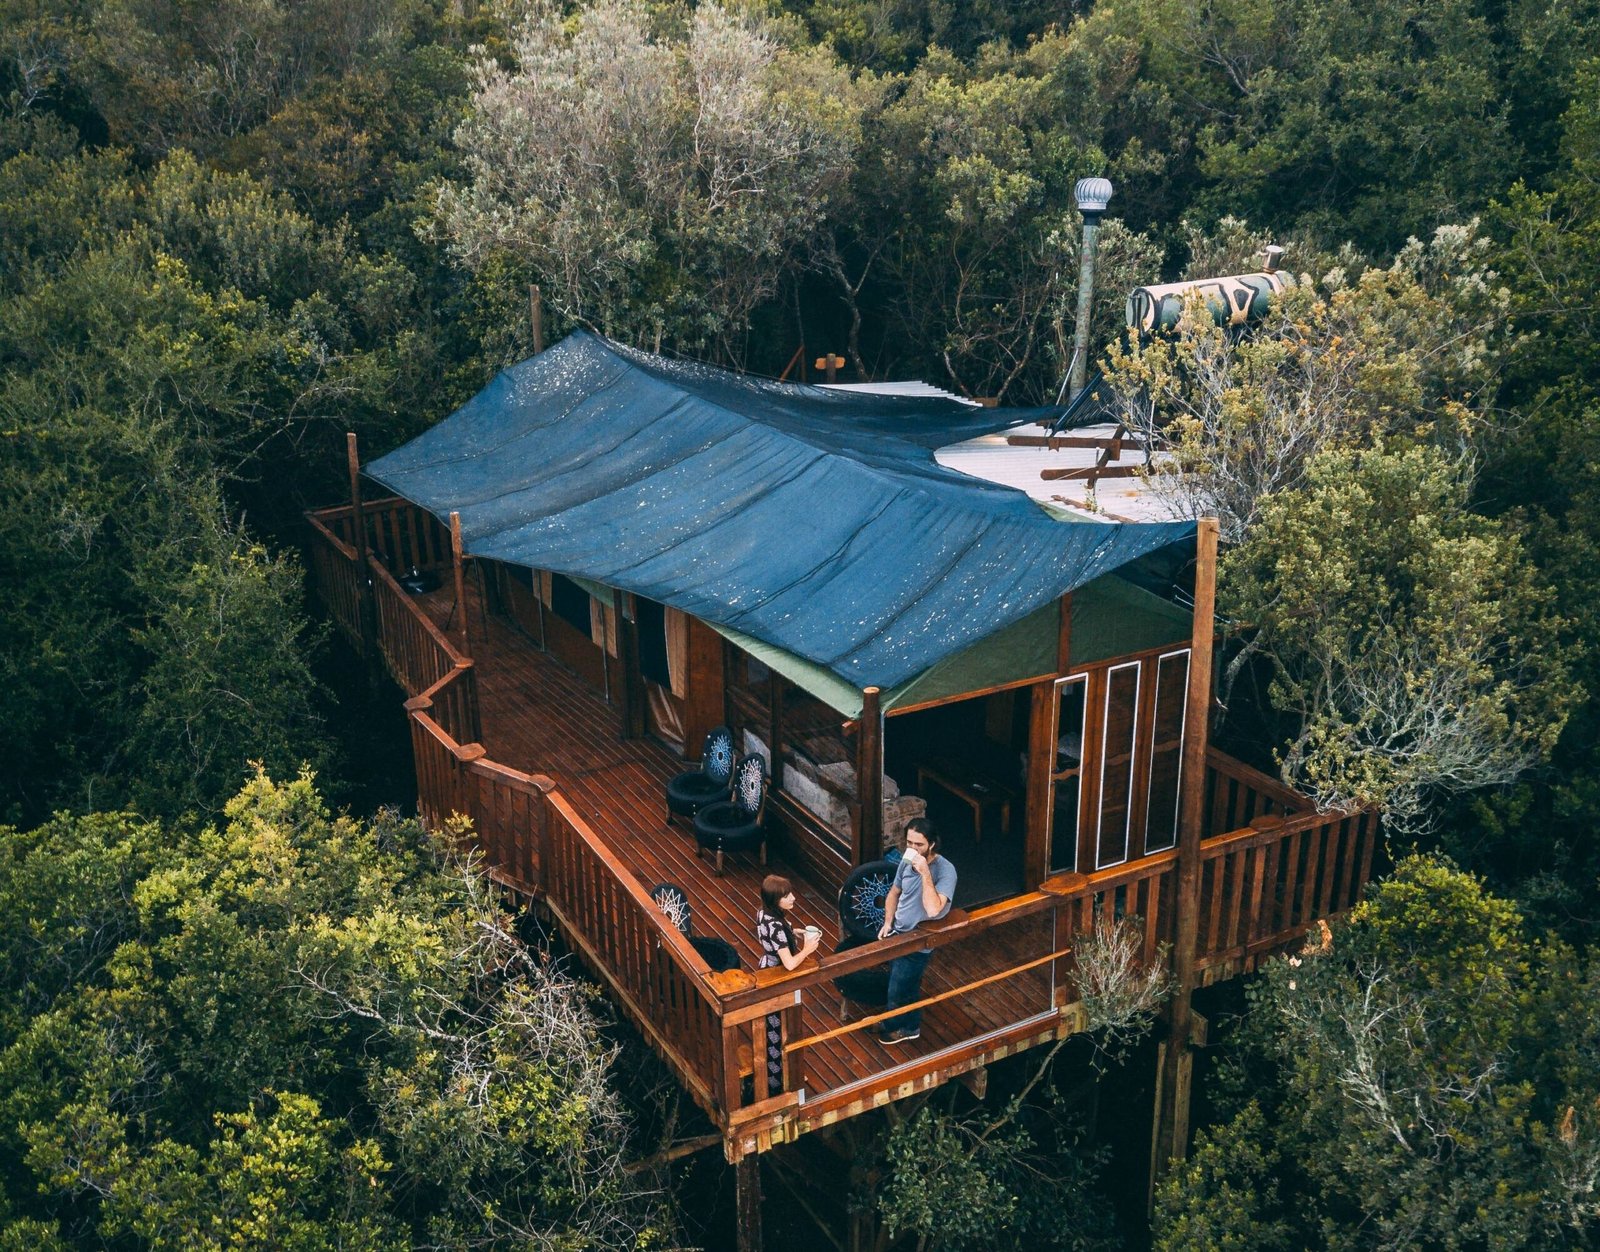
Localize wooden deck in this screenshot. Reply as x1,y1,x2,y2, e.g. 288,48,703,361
453,583,1059,1095
307,496,1381,1161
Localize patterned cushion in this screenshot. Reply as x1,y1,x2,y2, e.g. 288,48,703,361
732,755,766,817
704,728,735,786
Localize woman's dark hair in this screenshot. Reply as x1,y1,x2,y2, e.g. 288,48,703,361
760,874,796,952
761,874,794,915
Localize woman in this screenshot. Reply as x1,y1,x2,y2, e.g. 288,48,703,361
755,874,819,1095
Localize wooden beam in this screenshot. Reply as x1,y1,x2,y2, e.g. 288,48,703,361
768,670,784,779
615,589,646,740
683,616,727,758
1057,591,1073,673
472,558,492,643
1151,517,1219,1180
855,686,883,864
883,673,1053,719
1039,463,1146,482
1005,434,1130,452
955,1065,989,1099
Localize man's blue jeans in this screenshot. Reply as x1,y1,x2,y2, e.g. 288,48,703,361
884,949,932,1033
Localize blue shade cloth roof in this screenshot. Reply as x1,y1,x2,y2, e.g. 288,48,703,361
366,332,1196,691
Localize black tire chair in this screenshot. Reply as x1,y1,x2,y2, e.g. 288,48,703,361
666,726,736,825
693,753,769,875
689,935,743,973
839,858,899,941
832,932,891,1016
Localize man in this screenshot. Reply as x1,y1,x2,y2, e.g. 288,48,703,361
876,818,956,1044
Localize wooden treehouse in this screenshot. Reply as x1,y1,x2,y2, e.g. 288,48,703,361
307,333,1378,1178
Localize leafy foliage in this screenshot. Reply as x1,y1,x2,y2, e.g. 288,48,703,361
5,0,1600,1243
1223,445,1575,826
0,772,667,1249
1159,856,1600,1250
436,0,870,363
878,1079,1120,1252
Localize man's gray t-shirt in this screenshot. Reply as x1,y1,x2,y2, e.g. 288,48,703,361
891,854,957,934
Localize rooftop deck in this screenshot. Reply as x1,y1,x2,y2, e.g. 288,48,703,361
308,497,1379,1161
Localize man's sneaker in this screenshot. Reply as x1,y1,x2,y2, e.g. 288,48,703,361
880,1028,920,1044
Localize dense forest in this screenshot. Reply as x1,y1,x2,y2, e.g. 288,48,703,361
4,0,1600,1247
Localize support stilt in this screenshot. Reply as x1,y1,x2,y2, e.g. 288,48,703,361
735,1155,764,1252
1150,517,1219,1196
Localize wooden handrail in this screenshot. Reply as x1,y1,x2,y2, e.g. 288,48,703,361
785,946,1073,1052
310,496,453,575
717,854,1176,1019
468,757,554,794
1199,802,1359,858
370,556,466,667
306,509,360,560
544,791,722,995
1205,747,1304,811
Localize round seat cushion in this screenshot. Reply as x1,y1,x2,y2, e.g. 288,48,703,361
689,935,742,972
692,807,764,851
666,770,727,817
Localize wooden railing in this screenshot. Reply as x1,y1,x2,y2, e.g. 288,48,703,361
1203,747,1305,836
311,497,452,576
709,851,1181,1128
542,793,726,1110
306,496,1379,1155
306,514,364,649
371,560,469,702
1195,805,1378,984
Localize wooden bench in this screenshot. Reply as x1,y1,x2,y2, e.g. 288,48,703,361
915,757,1017,840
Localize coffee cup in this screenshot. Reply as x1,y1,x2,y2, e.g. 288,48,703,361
803,924,822,944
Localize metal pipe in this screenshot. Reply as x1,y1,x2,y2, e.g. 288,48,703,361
1069,177,1113,402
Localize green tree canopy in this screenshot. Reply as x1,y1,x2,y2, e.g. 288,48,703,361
0,772,667,1249
1157,855,1600,1250
435,0,872,364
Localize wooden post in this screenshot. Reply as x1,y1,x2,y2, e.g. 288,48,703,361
683,616,727,757
855,686,883,864
735,1155,764,1252
473,558,492,642
767,671,784,777
449,511,470,657
529,284,544,354
1024,590,1074,884
346,433,378,657
1024,679,1055,887
1151,518,1219,1188
814,352,845,382
1057,590,1074,672
615,589,646,740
